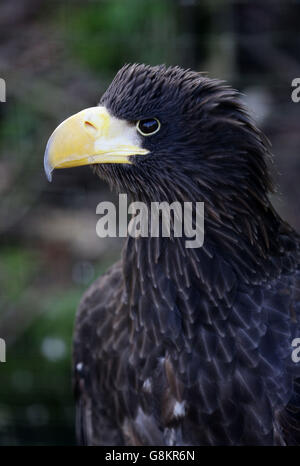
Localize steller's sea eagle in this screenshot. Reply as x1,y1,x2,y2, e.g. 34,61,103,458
44,64,300,445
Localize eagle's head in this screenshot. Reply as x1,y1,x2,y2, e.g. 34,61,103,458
44,63,272,205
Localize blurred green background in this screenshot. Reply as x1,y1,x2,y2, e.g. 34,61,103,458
0,0,300,445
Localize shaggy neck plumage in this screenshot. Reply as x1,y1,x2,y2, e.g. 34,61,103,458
96,155,288,295
101,164,282,270
95,164,298,353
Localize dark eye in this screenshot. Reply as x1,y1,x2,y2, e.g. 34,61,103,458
136,118,161,136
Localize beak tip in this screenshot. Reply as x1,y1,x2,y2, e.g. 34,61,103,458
44,147,53,183
46,171,53,183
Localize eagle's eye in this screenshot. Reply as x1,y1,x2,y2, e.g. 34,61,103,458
136,118,161,136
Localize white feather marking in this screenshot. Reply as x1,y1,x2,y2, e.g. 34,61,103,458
143,378,152,393
173,401,186,418
76,362,83,372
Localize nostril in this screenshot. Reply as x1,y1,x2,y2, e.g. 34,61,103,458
84,120,97,132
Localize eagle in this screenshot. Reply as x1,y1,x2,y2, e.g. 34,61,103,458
44,64,300,446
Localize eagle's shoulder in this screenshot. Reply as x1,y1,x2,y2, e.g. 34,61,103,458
73,258,124,371
76,260,123,321
72,260,125,445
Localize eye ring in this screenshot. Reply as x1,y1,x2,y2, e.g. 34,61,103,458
136,118,161,136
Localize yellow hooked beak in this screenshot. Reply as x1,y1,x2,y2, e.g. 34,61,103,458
44,106,149,181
